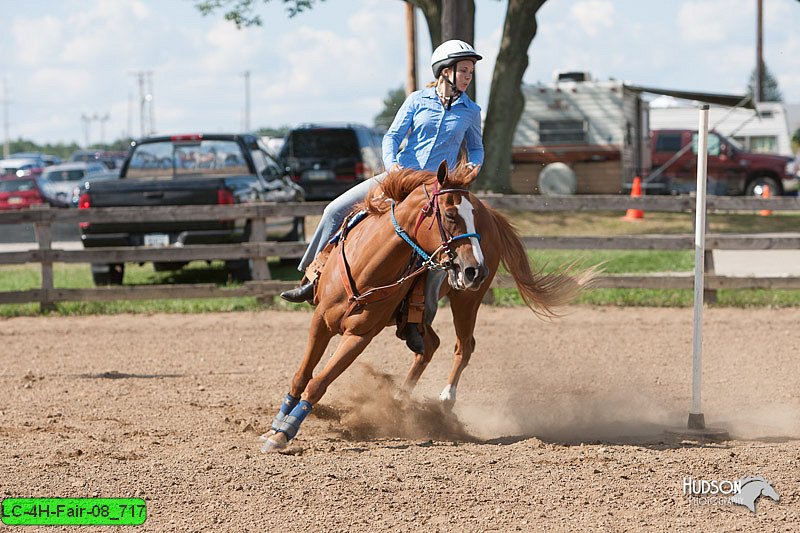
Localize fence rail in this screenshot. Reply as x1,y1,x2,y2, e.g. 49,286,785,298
2,195,799,310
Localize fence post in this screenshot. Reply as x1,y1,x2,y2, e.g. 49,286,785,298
34,220,55,313
249,217,271,281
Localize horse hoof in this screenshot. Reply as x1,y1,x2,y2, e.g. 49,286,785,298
257,430,276,442
260,432,289,453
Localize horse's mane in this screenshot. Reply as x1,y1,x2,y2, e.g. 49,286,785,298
357,162,477,216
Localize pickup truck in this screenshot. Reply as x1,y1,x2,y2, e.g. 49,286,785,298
79,133,305,285
647,129,800,196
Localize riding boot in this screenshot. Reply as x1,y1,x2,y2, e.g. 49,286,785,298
402,323,425,354
280,281,314,303
280,247,331,304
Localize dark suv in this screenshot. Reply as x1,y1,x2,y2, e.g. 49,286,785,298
278,123,385,200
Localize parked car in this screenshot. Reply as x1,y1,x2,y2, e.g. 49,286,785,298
648,129,800,196
0,158,43,177
0,174,44,210
70,169,121,208
278,123,384,200
70,149,127,170
10,152,62,167
79,133,305,285
38,161,110,207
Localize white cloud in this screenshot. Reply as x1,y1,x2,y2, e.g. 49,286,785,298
569,0,615,37
677,0,751,44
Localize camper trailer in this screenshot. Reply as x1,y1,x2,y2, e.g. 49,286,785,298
511,73,650,195
510,72,754,195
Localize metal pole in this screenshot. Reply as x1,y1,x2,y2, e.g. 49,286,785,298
242,70,251,131
689,104,709,430
756,0,764,102
2,78,9,159
405,3,417,95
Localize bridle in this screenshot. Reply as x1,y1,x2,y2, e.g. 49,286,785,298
398,181,480,271
335,180,481,331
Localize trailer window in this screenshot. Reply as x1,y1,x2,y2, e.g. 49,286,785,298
654,133,682,152
538,120,586,144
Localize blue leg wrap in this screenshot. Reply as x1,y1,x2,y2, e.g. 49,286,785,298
273,400,313,441
270,393,299,432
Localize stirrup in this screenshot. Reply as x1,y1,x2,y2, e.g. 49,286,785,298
280,282,314,303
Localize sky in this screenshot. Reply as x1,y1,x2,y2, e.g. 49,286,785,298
1,0,799,146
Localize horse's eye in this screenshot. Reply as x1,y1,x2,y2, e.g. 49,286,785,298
445,213,457,223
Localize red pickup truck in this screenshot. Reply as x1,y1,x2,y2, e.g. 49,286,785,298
647,129,800,196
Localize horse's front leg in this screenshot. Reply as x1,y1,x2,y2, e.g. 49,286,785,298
260,309,335,444
262,330,378,452
439,290,482,409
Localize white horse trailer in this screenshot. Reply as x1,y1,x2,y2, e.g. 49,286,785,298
510,73,752,195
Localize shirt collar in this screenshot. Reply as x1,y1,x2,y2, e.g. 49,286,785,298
422,86,468,107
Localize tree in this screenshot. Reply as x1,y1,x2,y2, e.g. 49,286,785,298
195,0,320,26
747,63,783,102
374,86,407,130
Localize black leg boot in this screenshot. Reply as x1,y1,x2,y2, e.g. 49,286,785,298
280,282,314,303
402,323,425,354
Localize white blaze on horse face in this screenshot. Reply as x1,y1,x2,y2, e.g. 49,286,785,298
456,198,484,266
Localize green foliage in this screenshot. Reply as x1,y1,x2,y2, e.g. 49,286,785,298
746,63,784,102
194,0,322,28
256,125,291,138
374,86,407,130
1,137,132,160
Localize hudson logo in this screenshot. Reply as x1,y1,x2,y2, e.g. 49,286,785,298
683,476,780,514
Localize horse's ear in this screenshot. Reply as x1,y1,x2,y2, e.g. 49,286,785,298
436,161,448,186
465,164,480,188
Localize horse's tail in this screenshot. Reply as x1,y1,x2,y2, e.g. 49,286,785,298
489,206,598,319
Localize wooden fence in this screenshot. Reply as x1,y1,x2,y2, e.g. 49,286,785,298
2,194,800,311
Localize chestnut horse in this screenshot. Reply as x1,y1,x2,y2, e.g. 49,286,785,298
262,162,594,451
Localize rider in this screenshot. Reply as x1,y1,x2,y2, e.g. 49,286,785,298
281,39,484,351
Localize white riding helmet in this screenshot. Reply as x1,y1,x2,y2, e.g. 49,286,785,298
430,39,482,78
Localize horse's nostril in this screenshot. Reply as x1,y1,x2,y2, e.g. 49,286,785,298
465,267,477,282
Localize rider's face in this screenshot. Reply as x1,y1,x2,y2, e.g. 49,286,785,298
452,60,475,92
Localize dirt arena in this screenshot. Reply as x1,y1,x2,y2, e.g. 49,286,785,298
1,305,798,531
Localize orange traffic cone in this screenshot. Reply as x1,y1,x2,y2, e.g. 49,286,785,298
624,176,644,220
759,184,773,217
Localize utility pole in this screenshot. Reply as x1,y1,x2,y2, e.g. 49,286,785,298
99,113,110,146
2,78,9,158
242,70,251,132
129,70,154,137
755,0,764,102
405,3,417,95
81,113,92,147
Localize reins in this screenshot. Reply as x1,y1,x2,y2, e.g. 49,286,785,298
335,181,480,331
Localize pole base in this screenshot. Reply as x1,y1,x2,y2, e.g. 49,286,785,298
688,412,705,429
663,412,729,442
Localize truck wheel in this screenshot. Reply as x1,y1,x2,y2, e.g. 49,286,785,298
225,259,253,283
91,263,125,285
745,176,781,197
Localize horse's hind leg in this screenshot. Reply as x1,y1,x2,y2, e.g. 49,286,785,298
401,326,440,391
263,331,377,451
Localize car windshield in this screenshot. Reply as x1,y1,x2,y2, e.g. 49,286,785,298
286,129,360,159
126,139,249,178
42,169,86,182
0,179,36,192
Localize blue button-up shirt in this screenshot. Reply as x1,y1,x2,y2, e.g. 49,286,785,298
382,87,483,172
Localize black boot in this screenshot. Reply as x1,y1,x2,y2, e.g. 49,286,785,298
402,323,425,354
280,282,314,303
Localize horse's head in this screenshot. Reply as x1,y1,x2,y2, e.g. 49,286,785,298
425,162,488,291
